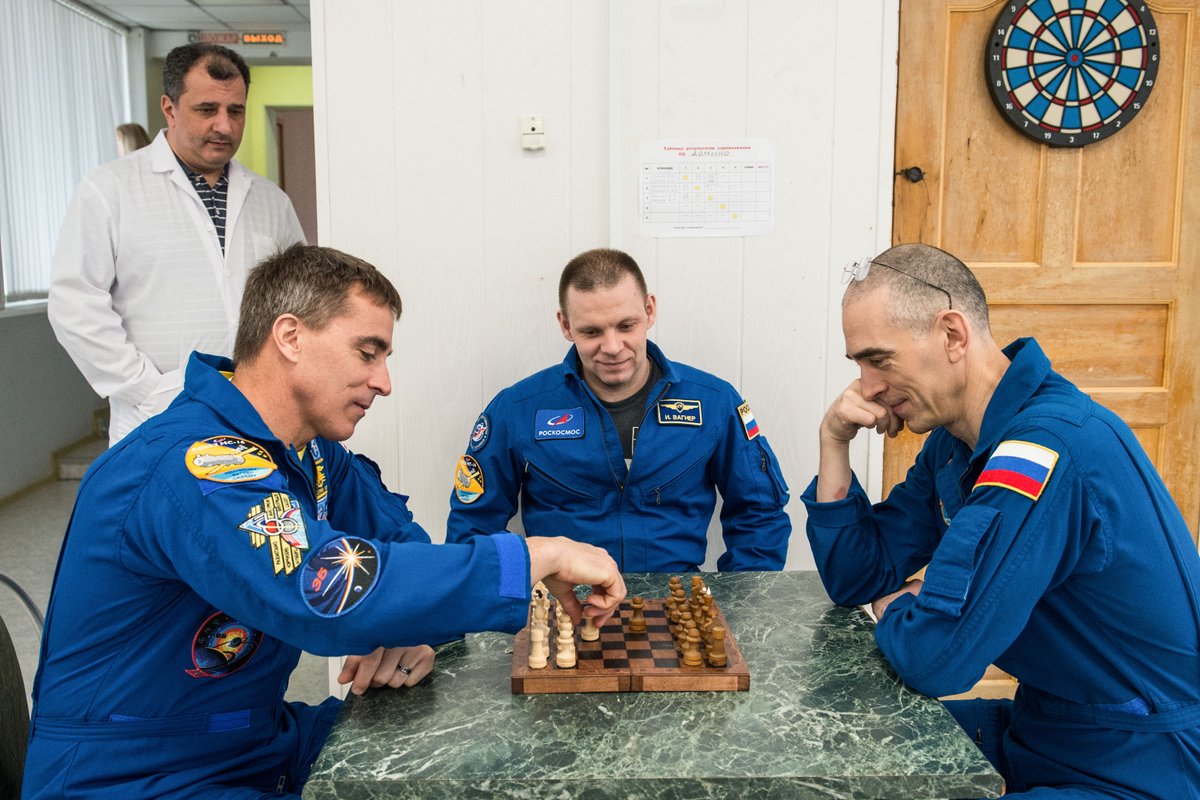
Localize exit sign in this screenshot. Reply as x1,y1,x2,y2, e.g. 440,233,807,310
242,32,285,45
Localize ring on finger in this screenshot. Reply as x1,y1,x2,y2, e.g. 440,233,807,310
398,664,413,675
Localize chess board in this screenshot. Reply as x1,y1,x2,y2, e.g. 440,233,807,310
511,598,750,694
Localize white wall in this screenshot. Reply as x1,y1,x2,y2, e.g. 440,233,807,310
311,0,897,569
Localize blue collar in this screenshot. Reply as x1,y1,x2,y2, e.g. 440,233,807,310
560,339,679,391
973,337,1053,459
184,351,284,449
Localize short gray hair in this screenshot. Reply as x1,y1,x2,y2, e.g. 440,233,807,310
844,243,991,335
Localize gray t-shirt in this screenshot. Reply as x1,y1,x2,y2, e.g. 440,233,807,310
599,359,662,461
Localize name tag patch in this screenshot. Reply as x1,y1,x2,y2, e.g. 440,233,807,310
534,407,585,440
974,440,1059,501
657,398,703,426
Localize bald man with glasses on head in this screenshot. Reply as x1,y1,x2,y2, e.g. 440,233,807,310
803,243,1200,798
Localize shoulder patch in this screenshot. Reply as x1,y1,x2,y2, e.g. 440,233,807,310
468,413,491,452
238,492,310,576
301,537,380,617
534,407,585,441
737,401,760,440
657,398,703,426
186,437,277,485
454,455,485,504
974,440,1059,501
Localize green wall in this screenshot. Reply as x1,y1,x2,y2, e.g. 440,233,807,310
241,65,314,182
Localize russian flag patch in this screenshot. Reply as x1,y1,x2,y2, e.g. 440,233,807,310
737,401,760,440
974,440,1058,501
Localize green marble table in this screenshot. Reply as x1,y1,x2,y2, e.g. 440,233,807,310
303,571,1004,799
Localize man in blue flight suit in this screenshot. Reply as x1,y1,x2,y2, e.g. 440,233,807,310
446,248,791,572
803,243,1200,798
23,244,625,799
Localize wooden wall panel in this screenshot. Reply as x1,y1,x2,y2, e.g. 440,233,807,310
1077,9,1188,265
1133,427,1163,463
988,304,1169,387
942,8,1044,262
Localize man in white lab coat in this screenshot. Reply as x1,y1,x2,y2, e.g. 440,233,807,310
49,43,305,445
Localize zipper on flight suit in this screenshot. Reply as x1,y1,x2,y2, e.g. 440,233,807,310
647,448,709,507
588,376,672,568
626,381,672,484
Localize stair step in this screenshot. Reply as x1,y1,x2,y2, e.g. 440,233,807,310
57,438,107,480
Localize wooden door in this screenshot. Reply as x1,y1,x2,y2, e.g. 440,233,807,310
273,107,318,244
890,0,1200,543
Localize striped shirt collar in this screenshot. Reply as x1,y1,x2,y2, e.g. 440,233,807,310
174,154,231,253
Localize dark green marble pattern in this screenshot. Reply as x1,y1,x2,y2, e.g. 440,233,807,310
304,572,1003,799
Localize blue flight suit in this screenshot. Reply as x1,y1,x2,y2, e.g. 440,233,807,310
803,338,1200,799
23,352,531,799
446,342,791,572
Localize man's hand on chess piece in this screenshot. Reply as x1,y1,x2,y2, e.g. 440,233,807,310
526,536,626,628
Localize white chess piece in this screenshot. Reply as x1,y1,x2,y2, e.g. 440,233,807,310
581,612,600,642
555,618,576,668
528,627,548,669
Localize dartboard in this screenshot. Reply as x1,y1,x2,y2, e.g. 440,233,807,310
986,0,1159,147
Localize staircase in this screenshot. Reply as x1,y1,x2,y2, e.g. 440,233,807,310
54,408,108,480
55,438,107,480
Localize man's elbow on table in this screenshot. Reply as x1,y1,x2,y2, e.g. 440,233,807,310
875,595,990,698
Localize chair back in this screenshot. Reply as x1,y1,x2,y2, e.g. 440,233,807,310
0,612,28,799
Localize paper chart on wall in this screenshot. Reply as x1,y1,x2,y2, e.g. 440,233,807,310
639,140,774,238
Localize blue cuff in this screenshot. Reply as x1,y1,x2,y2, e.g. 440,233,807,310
800,473,871,526
491,533,529,600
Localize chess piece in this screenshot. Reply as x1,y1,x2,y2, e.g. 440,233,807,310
528,627,548,669
707,625,728,667
628,596,647,633
581,612,600,642
700,595,715,638
530,595,546,629
673,588,687,614
555,618,577,668
677,611,694,648
683,630,703,666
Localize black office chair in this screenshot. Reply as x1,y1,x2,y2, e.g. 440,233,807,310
0,572,42,800
1,611,28,799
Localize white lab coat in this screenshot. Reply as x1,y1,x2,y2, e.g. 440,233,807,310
48,131,305,444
